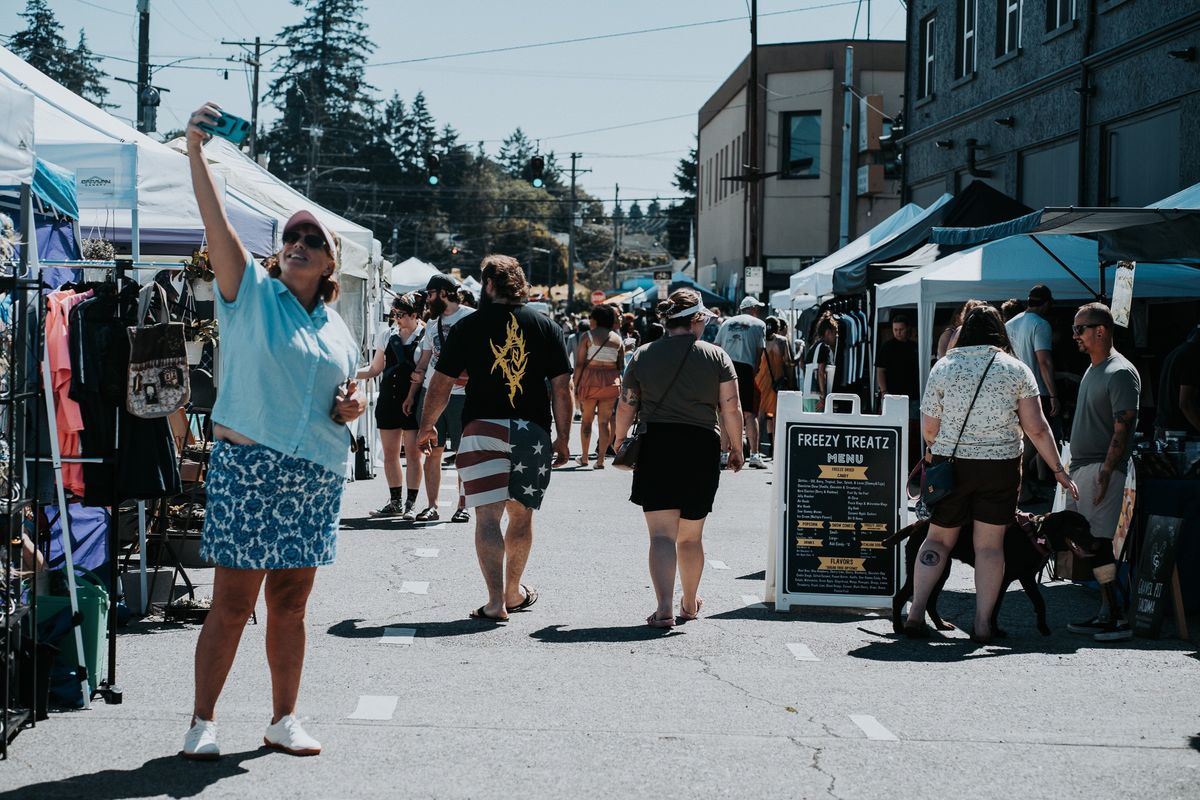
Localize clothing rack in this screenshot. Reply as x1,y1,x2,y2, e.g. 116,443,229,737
35,257,188,706
1,185,46,752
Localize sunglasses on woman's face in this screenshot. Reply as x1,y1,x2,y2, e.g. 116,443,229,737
282,230,327,249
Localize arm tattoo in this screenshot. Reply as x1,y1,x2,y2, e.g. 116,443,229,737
620,388,640,408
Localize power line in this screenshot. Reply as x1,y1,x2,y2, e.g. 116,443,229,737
63,0,134,17
364,2,862,67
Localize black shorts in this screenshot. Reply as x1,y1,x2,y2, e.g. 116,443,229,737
631,423,720,520
929,455,1022,528
733,361,760,415
376,386,420,431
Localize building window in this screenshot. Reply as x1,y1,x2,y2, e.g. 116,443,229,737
779,111,821,179
956,0,976,78
919,14,936,98
1046,0,1075,30
997,0,1022,56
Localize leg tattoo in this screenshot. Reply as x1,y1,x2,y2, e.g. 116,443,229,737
920,550,941,567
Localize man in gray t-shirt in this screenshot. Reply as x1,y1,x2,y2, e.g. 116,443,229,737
1006,284,1060,495
715,297,768,469
1065,302,1140,642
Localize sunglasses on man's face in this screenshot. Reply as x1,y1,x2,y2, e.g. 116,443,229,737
282,231,327,250
1072,323,1102,336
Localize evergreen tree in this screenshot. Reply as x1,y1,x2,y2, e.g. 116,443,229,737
647,197,662,219
9,0,67,80
62,31,111,108
497,128,536,179
264,0,377,205
627,201,644,232
673,145,698,196
666,144,698,258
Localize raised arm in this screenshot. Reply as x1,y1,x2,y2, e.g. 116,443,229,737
186,103,249,302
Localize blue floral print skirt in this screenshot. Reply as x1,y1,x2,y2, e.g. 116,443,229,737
200,442,344,570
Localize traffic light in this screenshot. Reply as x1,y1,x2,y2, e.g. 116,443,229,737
878,113,903,182
425,153,440,186
529,155,545,188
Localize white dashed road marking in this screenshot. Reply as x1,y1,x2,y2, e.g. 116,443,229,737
413,548,439,558
786,642,820,661
400,581,429,595
381,627,416,645
348,695,398,721
849,714,898,741
707,559,730,570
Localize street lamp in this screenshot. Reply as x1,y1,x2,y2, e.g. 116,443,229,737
531,246,552,288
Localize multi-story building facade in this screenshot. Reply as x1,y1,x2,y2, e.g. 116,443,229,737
697,40,906,297
903,1,1200,210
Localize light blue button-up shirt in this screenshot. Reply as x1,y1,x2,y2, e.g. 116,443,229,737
211,259,359,475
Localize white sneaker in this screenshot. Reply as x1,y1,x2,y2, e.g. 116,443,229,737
264,714,322,756
181,717,220,761
747,453,767,469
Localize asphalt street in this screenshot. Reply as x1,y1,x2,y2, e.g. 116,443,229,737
2,443,1198,799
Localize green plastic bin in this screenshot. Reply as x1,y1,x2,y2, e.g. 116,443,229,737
37,568,109,693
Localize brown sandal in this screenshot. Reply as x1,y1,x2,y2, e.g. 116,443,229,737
678,597,704,622
646,612,676,629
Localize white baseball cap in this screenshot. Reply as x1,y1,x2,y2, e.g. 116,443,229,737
739,296,765,310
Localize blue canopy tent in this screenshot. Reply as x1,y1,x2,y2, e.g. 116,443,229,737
931,181,1200,296
623,272,733,311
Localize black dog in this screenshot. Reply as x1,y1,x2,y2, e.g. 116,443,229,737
887,510,1095,637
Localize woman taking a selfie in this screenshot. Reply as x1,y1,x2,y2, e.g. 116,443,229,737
357,292,426,519
182,103,363,760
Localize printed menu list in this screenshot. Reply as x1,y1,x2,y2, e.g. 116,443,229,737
784,424,900,598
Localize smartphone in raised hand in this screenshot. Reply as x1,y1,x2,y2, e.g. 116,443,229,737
197,111,252,146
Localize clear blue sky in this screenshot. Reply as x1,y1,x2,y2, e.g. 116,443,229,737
22,0,905,207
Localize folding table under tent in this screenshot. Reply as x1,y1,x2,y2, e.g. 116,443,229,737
874,233,1200,395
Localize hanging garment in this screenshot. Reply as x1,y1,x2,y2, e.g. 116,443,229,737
68,286,181,506
46,289,91,496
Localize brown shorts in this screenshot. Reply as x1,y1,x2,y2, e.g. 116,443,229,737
929,455,1022,528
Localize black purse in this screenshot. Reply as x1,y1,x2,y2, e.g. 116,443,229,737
613,341,695,471
921,352,998,507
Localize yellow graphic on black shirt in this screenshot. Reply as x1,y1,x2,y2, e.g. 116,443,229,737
490,313,528,407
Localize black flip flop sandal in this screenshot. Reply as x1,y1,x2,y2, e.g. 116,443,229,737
414,507,439,522
469,606,508,623
505,584,538,613
450,508,470,523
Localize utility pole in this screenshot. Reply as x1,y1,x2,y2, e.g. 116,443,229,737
839,46,854,248
566,152,591,312
611,183,620,290
223,37,287,159
135,0,151,133
747,0,760,272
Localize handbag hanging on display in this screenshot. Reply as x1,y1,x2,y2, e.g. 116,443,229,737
613,341,695,471
126,282,191,419
920,351,998,508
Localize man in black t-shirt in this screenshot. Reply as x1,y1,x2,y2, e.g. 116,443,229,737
875,312,921,468
419,255,573,622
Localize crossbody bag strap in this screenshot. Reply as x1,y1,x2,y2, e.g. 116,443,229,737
948,351,999,460
639,340,695,425
576,331,610,374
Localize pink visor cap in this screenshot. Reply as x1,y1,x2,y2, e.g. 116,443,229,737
282,210,339,259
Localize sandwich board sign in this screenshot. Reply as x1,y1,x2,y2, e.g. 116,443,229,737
767,393,908,610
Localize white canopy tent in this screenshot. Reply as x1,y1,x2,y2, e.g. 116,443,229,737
875,233,1200,395
0,80,33,189
789,198,950,298
391,256,441,291
0,46,277,256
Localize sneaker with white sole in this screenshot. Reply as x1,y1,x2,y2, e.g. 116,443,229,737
264,715,322,756
720,452,730,469
747,453,767,469
1066,615,1111,635
181,718,220,761
1092,618,1133,642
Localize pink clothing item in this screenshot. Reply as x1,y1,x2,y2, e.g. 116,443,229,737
46,290,92,496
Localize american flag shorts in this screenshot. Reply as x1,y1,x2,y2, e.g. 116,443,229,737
456,419,553,510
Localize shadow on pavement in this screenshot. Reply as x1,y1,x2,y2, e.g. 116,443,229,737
736,571,766,581
0,749,273,800
338,516,415,531
1188,734,1200,753
529,624,685,643
326,617,506,639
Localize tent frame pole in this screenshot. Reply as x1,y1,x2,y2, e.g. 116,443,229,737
1028,235,1101,300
